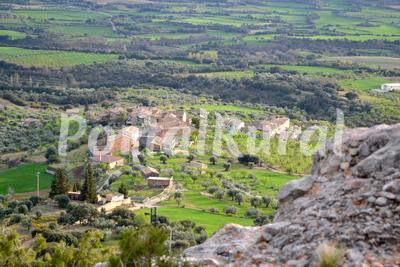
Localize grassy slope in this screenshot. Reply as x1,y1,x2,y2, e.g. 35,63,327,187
136,207,253,236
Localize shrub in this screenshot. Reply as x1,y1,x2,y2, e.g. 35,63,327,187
29,196,43,206
250,197,262,208
253,215,271,226
215,190,224,201
245,208,259,218
21,200,33,211
223,206,237,215
9,214,26,224
17,204,29,215
55,195,70,209
209,207,218,214
208,186,218,194
238,154,260,165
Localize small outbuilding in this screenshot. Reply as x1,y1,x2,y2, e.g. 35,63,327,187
141,166,160,178
91,155,124,170
106,192,125,202
147,177,172,188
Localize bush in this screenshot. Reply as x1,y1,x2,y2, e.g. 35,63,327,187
223,206,237,215
17,204,29,214
8,200,18,209
208,186,218,194
253,215,271,226
29,196,43,206
245,208,259,218
9,214,26,224
209,207,218,214
238,154,260,165
55,195,70,209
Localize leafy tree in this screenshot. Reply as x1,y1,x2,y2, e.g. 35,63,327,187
49,168,69,198
227,189,237,200
21,217,32,230
55,195,70,209
223,162,231,171
160,155,167,164
35,211,42,219
235,193,244,205
223,206,237,215
250,197,261,208
29,196,42,206
191,175,198,183
208,186,218,194
209,156,217,165
174,191,183,207
254,215,272,226
63,203,99,225
245,208,259,218
17,204,28,214
201,181,211,190
248,162,255,169
216,190,224,201
0,230,37,266
81,164,97,204
109,227,168,267
45,146,59,163
47,230,106,267
262,196,271,208
186,154,194,163
118,183,129,198
72,182,81,192
238,154,260,165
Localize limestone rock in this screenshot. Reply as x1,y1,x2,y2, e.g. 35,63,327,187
184,124,400,266
277,176,314,201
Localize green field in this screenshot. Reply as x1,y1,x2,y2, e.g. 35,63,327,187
136,207,253,235
339,77,392,91
327,56,400,70
0,30,27,40
0,163,52,194
0,47,118,68
188,70,255,79
264,64,351,75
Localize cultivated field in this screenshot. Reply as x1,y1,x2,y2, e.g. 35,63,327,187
0,163,52,194
0,47,118,68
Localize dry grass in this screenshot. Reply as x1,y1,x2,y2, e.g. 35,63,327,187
317,243,343,267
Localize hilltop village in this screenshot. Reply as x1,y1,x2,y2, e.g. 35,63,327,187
58,105,300,213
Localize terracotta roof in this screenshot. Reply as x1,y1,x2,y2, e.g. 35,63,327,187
92,155,123,164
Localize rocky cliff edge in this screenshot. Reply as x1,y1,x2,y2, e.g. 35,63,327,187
184,124,400,266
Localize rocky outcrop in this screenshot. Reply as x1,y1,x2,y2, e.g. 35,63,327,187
184,124,400,266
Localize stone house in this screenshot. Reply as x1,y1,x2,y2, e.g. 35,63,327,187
91,155,124,170
147,177,172,188
141,166,160,178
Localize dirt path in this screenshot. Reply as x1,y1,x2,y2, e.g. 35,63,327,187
129,181,176,211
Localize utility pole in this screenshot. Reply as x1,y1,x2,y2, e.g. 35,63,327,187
36,172,40,197
169,227,173,255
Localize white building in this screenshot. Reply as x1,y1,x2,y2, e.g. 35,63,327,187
106,192,125,202
374,83,400,93
255,117,291,137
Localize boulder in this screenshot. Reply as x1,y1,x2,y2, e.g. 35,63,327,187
277,176,314,201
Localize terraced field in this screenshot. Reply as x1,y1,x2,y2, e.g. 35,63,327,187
0,47,118,68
